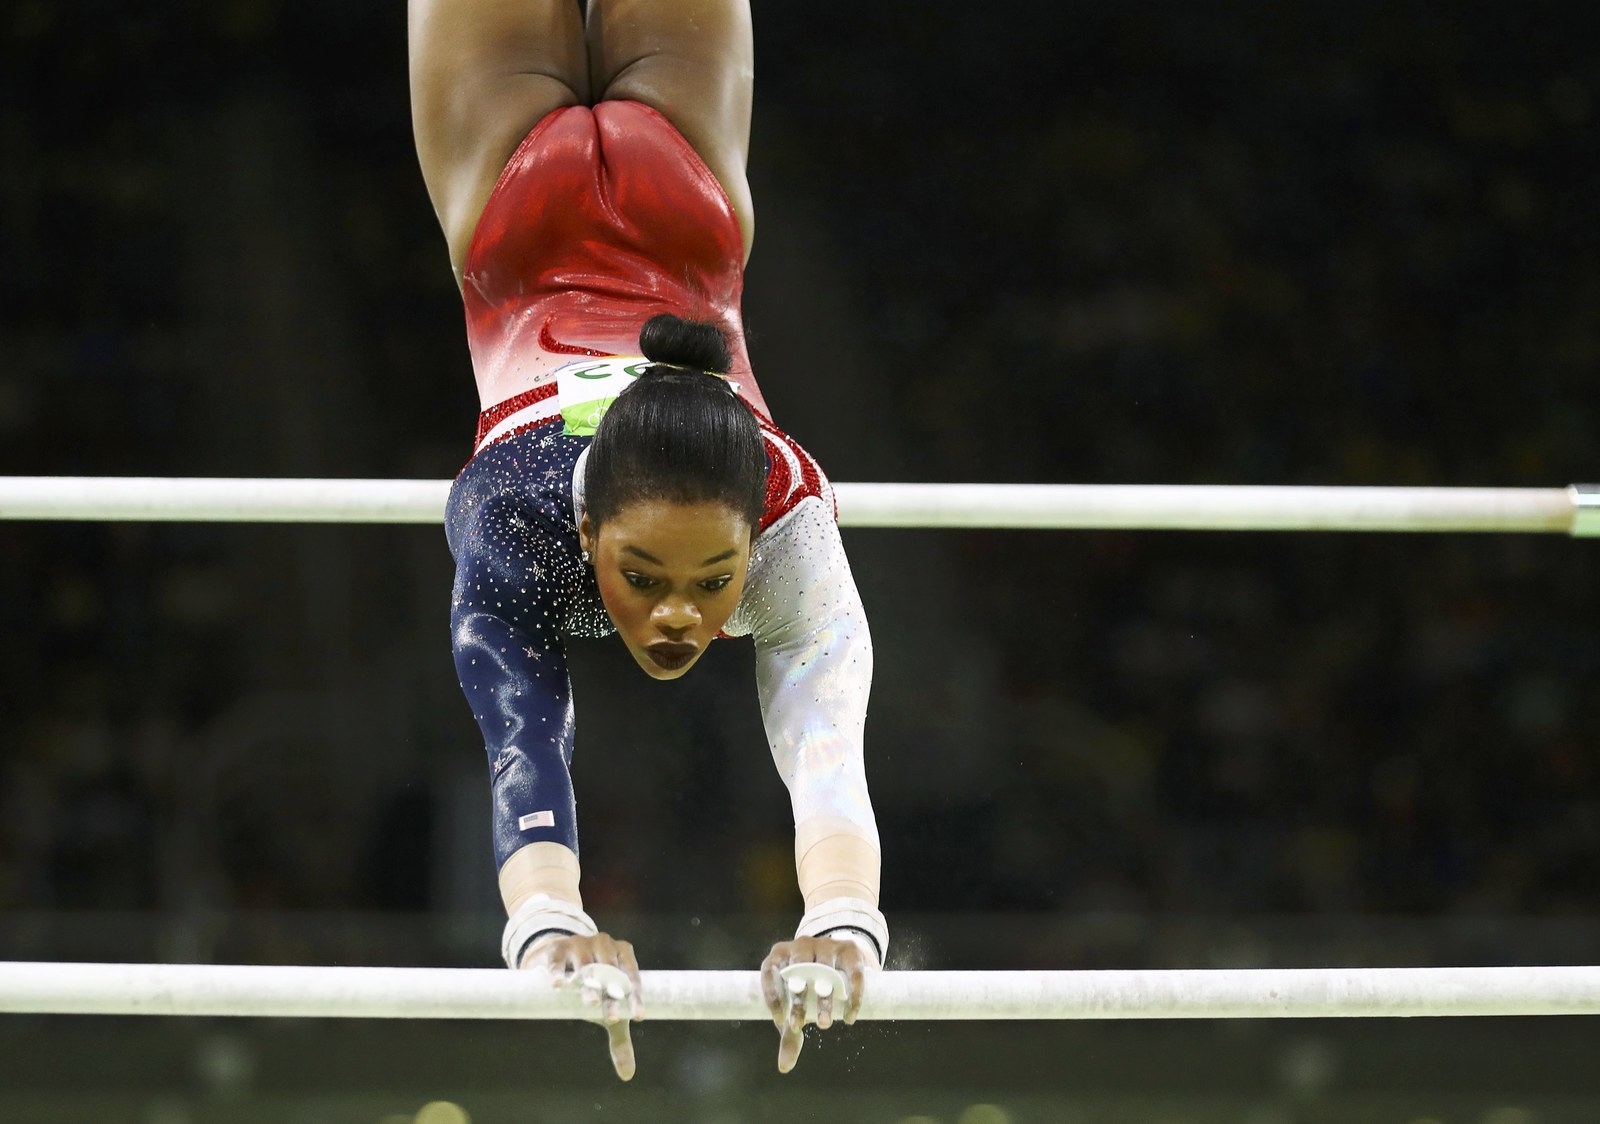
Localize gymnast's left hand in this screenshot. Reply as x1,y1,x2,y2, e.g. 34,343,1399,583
760,936,869,1073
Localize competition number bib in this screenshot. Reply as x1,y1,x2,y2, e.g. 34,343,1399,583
557,358,647,436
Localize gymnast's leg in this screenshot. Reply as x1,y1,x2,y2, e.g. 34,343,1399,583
409,0,592,278
585,0,756,260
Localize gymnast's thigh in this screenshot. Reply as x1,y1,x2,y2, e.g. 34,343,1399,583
585,0,756,259
410,0,591,276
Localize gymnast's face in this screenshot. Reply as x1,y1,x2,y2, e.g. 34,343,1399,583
580,499,753,681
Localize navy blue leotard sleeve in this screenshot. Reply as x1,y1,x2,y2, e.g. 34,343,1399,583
444,424,612,869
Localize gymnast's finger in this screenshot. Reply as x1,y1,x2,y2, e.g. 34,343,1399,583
785,971,810,1032
617,939,644,1021
814,969,835,1030
776,1016,805,1074
591,935,625,1023
844,956,866,1025
545,938,579,985
761,950,788,1023
606,1016,637,1082
593,969,626,1024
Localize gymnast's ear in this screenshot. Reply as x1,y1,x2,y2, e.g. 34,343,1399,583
578,515,596,558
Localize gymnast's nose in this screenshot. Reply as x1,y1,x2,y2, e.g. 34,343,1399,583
653,596,700,634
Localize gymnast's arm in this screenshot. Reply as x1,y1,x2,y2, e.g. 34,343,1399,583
447,484,641,1078
735,497,887,1065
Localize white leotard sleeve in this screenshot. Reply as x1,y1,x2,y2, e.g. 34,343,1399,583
724,496,880,854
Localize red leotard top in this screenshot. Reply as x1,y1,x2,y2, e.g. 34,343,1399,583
460,100,771,422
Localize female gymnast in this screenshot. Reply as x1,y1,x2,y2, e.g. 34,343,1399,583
408,0,886,1079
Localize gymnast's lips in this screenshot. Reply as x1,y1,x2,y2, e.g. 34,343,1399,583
646,642,698,670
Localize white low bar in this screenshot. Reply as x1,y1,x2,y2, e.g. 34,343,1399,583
3,962,1600,1021
0,477,1595,534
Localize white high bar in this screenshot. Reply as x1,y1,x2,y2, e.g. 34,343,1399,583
0,477,1597,534
4,962,1600,1021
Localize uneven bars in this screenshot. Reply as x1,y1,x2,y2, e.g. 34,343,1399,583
0,478,1597,534
4,963,1600,1021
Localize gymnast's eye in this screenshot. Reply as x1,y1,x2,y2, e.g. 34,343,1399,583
700,575,733,593
623,572,658,590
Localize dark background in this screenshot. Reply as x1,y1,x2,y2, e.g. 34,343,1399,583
1,1,1597,1121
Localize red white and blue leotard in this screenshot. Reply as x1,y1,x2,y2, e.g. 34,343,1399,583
445,104,879,900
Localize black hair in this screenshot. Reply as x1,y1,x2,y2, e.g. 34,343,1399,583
584,313,767,530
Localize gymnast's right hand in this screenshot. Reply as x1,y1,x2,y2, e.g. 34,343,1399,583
520,931,645,1080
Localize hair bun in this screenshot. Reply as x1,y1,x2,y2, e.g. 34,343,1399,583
639,313,733,376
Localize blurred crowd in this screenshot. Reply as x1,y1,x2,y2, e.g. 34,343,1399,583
1,1,1596,967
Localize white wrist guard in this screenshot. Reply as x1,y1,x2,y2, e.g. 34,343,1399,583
796,897,888,969
501,893,598,969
